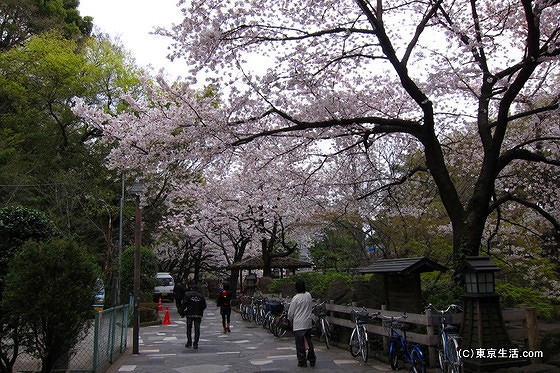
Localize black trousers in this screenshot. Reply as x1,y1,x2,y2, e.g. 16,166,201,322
293,329,316,365
186,317,202,344
221,308,231,328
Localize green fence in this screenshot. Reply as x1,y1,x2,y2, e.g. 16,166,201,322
11,302,130,373
92,303,130,373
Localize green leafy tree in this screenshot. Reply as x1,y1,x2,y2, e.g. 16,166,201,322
0,31,145,300
0,205,57,373
309,214,368,273
2,238,99,373
0,0,93,51
0,205,57,290
120,245,158,304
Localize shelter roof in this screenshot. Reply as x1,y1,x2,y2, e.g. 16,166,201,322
228,256,313,270
358,256,447,274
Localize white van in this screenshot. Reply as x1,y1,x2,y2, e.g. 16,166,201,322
153,272,175,302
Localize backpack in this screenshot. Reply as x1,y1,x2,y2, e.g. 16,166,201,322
217,290,230,307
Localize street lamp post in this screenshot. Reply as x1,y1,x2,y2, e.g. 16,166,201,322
115,175,124,306
98,200,113,306
129,178,144,355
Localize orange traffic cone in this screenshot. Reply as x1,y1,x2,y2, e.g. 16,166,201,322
157,297,163,311
162,306,171,325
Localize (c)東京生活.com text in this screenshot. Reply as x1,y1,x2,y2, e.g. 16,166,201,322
460,348,543,359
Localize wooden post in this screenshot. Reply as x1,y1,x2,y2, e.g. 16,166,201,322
381,305,389,353
426,308,437,367
524,307,541,364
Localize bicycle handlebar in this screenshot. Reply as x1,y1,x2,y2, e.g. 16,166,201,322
425,303,463,314
371,311,407,322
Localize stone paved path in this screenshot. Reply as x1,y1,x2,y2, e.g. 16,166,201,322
104,302,421,373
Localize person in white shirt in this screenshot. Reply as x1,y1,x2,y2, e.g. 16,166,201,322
287,280,317,368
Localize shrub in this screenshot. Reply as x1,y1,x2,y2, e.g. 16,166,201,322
422,271,463,308
496,283,560,319
120,245,158,303
2,238,99,372
268,272,352,300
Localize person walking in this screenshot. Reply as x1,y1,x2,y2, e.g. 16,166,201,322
217,282,232,333
181,283,207,349
173,280,186,316
287,279,316,368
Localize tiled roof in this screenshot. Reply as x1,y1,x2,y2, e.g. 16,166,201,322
358,256,447,274
228,255,313,270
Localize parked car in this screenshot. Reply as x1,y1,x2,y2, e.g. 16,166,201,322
153,272,174,302
93,278,105,312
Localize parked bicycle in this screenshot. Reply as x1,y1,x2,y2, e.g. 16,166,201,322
373,312,426,373
312,301,332,349
240,295,255,321
252,295,266,325
271,299,291,338
426,303,463,373
349,307,370,362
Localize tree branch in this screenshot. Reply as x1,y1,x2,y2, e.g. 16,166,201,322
489,193,560,232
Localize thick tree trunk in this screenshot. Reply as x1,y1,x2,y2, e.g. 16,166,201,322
262,238,272,277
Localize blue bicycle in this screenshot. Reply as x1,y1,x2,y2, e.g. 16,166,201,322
426,303,463,373
374,312,426,373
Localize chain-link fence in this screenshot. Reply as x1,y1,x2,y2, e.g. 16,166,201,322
11,302,130,373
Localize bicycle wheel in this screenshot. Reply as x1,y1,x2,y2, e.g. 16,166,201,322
276,317,288,338
449,337,463,373
389,338,403,370
269,315,277,333
247,307,254,322
239,304,245,320
349,328,361,357
253,307,260,324
438,334,447,372
410,347,426,373
321,318,331,349
359,326,369,362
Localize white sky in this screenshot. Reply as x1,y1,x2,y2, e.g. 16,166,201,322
78,0,189,79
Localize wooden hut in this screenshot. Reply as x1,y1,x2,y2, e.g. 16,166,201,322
358,257,447,313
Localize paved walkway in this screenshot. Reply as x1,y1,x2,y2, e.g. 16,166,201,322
105,301,426,373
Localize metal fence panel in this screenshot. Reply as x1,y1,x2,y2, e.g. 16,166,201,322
10,303,129,373
93,304,129,373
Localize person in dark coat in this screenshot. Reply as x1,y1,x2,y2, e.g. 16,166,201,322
182,283,207,349
173,280,186,316
217,282,232,333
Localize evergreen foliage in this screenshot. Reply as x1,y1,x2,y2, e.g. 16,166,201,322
2,238,99,373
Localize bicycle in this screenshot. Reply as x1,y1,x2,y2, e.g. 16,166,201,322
252,296,266,325
426,303,463,373
312,301,332,349
271,299,291,338
349,307,370,362
373,312,426,373
241,295,257,322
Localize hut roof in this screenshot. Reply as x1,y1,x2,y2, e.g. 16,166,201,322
228,256,313,270
358,256,447,274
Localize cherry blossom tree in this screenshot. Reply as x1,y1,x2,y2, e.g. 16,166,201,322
156,0,560,269
75,0,560,275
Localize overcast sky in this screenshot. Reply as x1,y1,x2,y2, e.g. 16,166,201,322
78,0,188,78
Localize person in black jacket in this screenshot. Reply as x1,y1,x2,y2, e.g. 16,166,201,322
217,282,232,333
182,283,207,349
173,281,186,316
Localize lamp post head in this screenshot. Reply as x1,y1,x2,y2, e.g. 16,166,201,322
129,178,145,196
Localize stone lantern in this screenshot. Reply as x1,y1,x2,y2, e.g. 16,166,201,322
459,256,525,372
